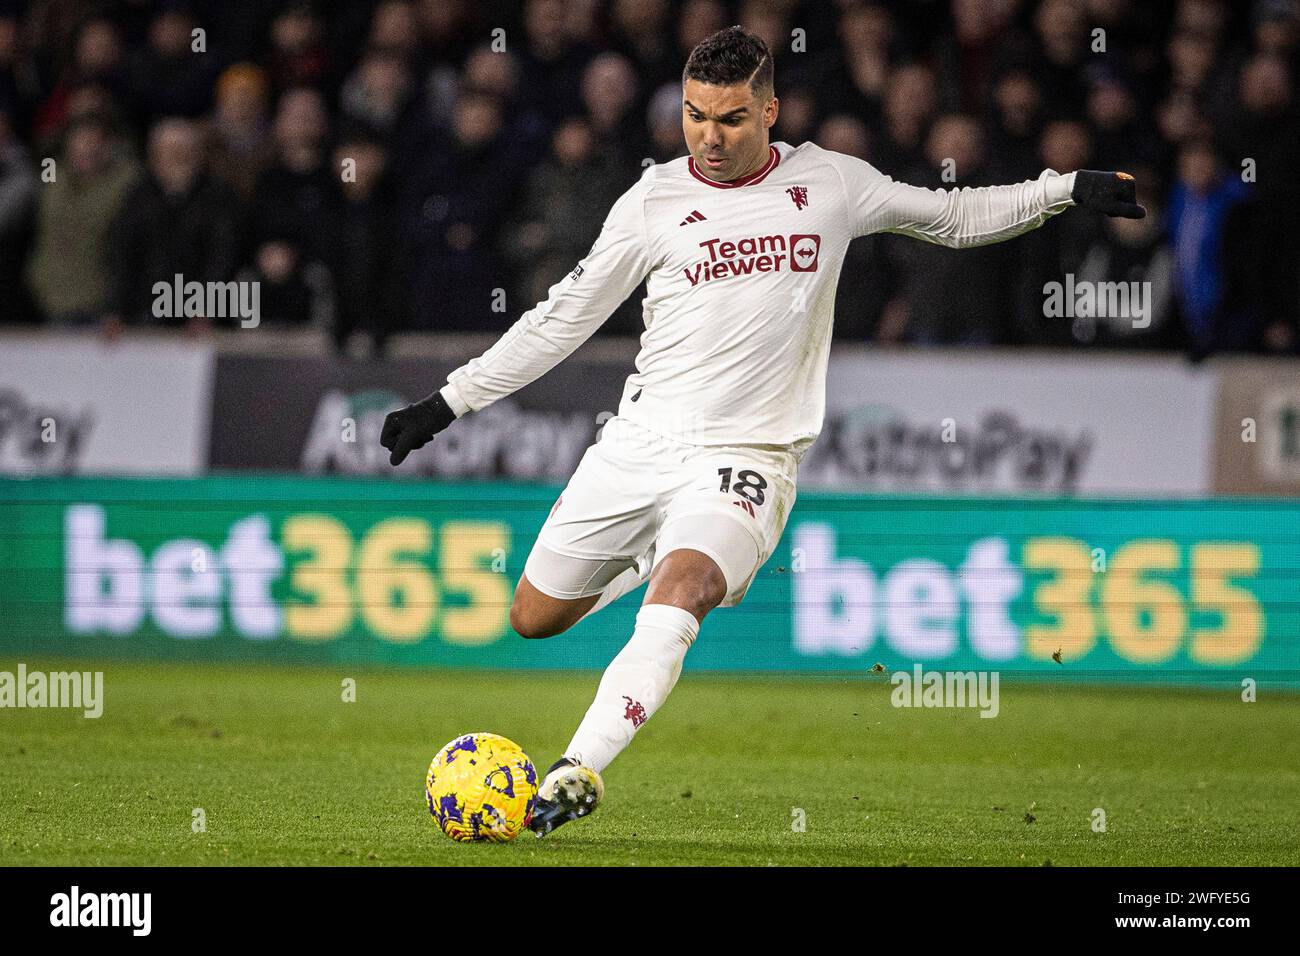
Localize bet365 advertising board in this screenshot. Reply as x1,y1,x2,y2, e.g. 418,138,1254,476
1,476,1295,687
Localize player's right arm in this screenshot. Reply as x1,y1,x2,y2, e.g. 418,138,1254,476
382,169,655,466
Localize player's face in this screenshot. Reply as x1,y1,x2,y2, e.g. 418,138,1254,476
682,78,778,182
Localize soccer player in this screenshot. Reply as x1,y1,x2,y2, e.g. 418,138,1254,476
381,26,1144,836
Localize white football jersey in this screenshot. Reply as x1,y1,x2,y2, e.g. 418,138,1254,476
440,141,1077,460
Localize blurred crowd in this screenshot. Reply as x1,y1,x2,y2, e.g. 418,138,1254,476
0,0,1296,358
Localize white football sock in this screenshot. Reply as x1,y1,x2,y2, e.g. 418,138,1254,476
563,603,700,773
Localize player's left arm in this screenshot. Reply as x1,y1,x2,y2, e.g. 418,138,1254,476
828,151,1144,248
876,169,1147,248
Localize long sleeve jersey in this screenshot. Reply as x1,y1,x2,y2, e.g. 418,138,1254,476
439,141,1077,460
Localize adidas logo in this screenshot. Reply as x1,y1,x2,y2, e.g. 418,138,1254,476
678,209,708,226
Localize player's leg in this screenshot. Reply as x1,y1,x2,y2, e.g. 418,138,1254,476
510,547,620,640
567,448,797,772
531,437,797,835
552,517,748,773
534,447,798,836
510,419,660,640
511,540,657,640
530,542,730,835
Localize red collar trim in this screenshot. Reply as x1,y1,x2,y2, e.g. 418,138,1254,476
688,145,780,188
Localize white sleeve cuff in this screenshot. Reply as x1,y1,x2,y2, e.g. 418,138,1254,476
1042,169,1077,207
440,381,472,418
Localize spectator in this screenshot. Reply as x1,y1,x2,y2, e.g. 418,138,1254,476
517,0,596,129
610,0,676,94
817,113,895,342
1168,139,1253,357
0,12,17,112
1041,118,1102,260
0,0,1288,354
676,0,728,64
127,3,219,124
874,64,937,175
403,89,524,330
985,70,1044,182
1176,0,1229,42
645,81,687,165
823,2,896,120
1012,118,1105,345
402,0,478,128
45,82,124,154
206,63,275,201
502,116,626,315
1071,170,1180,348
736,0,792,81
580,52,643,172
104,118,242,330
1254,0,1300,59
368,0,420,62
937,0,1026,113
31,17,128,147
340,48,414,138
1167,28,1221,98
0,11,39,133
817,113,872,160
251,87,338,267
411,0,477,76
1221,52,1300,354
1040,118,1094,174
773,87,817,145
25,112,137,326
1087,76,1159,169
235,228,332,327
1029,0,1092,116
460,43,522,105
329,124,401,355
265,4,329,91
0,106,36,323
455,43,548,161
886,114,1019,345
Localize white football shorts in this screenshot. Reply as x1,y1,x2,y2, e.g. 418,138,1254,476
522,415,799,608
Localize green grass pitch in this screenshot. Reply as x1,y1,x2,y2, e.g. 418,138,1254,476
2,659,1297,866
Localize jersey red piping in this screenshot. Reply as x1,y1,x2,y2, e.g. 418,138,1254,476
688,145,780,188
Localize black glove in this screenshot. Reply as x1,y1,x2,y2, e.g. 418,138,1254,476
1071,170,1146,219
381,391,457,466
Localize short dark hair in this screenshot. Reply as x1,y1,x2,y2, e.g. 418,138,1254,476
683,26,774,99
